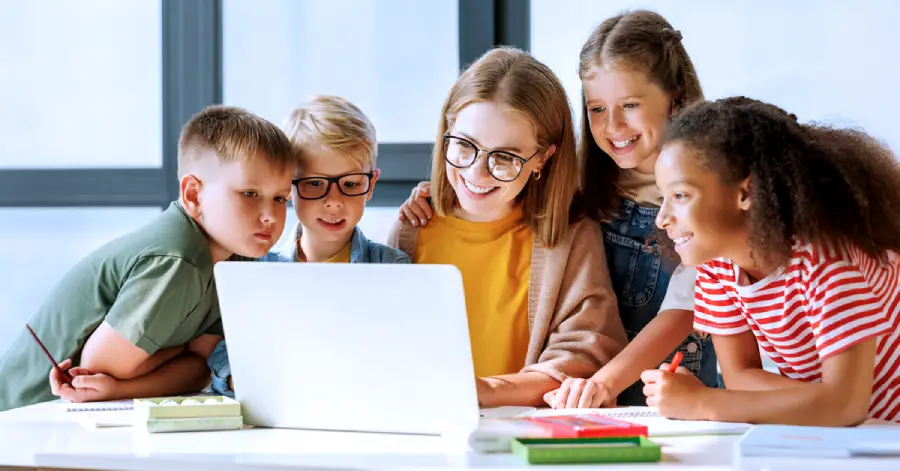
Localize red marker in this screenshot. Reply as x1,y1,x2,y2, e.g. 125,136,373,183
668,351,684,373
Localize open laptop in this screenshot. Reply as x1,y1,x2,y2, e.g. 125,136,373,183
214,262,483,436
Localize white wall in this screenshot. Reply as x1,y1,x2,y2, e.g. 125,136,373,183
531,0,900,154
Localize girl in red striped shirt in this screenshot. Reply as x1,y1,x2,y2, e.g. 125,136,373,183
643,96,900,425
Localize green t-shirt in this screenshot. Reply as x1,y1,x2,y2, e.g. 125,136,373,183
0,202,224,411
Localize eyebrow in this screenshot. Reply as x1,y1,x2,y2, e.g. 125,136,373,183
455,131,525,154
586,94,646,106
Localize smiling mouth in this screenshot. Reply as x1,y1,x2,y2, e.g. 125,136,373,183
611,136,638,148
672,234,693,247
462,178,499,196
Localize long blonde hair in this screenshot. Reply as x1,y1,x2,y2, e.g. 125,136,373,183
430,47,579,247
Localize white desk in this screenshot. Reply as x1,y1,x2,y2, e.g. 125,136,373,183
0,401,739,470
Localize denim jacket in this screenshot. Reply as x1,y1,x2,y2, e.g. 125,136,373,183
602,198,719,405
207,224,410,397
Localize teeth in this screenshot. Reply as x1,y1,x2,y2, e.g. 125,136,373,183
463,179,495,195
321,217,343,224
674,236,692,245
612,137,638,148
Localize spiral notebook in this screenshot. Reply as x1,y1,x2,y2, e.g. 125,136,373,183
62,400,133,412
529,406,751,437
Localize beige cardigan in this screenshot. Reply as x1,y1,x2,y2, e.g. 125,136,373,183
387,217,628,382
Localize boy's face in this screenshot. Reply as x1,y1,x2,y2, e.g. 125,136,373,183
292,147,378,248
186,155,293,262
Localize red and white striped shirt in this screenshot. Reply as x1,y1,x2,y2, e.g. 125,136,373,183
694,239,900,422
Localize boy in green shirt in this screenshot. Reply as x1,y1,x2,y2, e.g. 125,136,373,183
0,105,297,411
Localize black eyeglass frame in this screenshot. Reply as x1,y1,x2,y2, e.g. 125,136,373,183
291,172,375,200
442,134,542,182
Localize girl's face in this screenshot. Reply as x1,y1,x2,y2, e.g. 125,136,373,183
445,101,551,222
654,141,750,267
582,65,673,175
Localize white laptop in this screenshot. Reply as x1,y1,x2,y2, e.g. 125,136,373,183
213,262,482,436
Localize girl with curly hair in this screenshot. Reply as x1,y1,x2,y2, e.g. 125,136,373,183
644,96,900,425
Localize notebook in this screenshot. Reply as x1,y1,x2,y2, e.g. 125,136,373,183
468,406,750,452
62,400,133,412
528,406,751,437
72,410,134,428
738,424,900,458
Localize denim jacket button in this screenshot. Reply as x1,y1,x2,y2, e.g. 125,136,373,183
686,342,698,353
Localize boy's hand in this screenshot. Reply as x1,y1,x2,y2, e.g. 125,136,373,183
398,181,433,227
50,359,118,403
544,378,616,409
641,365,706,419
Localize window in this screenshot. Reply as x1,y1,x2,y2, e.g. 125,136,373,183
0,0,162,169
531,0,900,153
222,0,459,143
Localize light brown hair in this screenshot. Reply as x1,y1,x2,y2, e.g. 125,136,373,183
177,105,297,178
430,46,579,247
573,10,704,221
284,95,378,171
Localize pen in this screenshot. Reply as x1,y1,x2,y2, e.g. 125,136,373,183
668,351,683,373
25,323,73,386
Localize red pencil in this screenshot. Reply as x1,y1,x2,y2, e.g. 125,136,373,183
25,324,73,386
668,351,684,373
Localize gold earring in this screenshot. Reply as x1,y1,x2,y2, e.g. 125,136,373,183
532,170,541,181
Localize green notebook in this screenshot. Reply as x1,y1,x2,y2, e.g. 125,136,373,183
511,436,662,465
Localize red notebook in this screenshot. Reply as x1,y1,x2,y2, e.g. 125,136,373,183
526,413,648,438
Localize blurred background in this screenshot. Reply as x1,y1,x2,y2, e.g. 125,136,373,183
1,0,898,356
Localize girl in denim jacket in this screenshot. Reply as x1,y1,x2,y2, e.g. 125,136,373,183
398,10,719,408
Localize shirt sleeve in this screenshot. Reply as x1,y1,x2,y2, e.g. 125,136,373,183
806,255,892,359
693,261,749,335
207,340,234,398
104,255,203,355
659,264,696,312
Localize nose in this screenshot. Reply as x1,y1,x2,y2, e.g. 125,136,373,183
460,152,493,181
323,181,344,207
606,108,626,134
260,203,277,225
655,201,672,230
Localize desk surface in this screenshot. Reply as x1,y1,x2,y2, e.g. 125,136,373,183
0,401,739,471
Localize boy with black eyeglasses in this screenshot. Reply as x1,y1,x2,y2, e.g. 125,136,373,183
208,95,409,396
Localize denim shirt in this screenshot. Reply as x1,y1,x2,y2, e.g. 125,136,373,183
207,225,410,397
602,198,719,405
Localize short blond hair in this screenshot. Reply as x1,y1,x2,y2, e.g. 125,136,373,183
283,95,377,171
178,105,297,178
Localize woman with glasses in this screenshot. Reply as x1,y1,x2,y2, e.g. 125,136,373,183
387,47,628,408
397,11,721,410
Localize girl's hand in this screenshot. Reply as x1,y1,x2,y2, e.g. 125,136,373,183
543,378,616,409
641,365,707,420
398,182,433,227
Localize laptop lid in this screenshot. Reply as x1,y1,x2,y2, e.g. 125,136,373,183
214,262,480,436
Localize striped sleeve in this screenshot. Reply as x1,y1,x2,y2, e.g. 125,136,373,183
693,261,749,335
807,256,891,359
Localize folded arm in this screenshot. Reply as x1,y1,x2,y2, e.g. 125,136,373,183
697,334,875,426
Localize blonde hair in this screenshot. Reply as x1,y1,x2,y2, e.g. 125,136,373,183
431,47,579,247
178,105,297,178
284,95,378,171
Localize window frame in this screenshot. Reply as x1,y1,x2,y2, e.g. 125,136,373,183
0,0,530,209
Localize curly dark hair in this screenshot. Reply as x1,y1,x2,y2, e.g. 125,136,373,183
665,96,900,266
571,9,704,221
